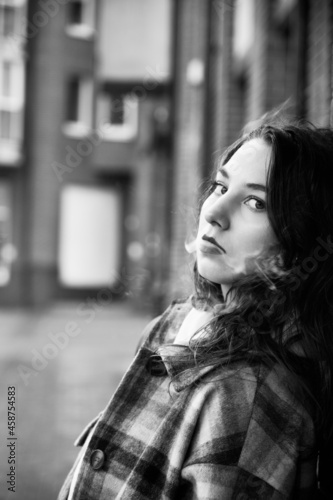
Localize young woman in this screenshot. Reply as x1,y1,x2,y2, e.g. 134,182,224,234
58,123,333,499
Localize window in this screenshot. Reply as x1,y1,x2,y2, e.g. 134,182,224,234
0,110,10,139
0,58,24,163
0,182,15,287
0,5,15,37
0,1,26,39
66,0,95,39
0,59,25,117
0,109,22,141
96,92,138,142
66,77,80,122
2,61,11,97
68,1,83,24
58,185,121,288
0,0,26,164
63,75,93,137
110,95,125,126
233,0,255,66
0,59,25,101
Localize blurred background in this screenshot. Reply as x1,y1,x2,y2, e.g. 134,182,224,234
0,0,332,498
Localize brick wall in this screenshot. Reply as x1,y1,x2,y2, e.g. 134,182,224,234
306,0,332,126
166,0,333,308
246,0,299,124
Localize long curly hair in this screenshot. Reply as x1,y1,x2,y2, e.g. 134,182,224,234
190,123,333,441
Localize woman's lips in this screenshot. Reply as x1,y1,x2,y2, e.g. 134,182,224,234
200,235,226,253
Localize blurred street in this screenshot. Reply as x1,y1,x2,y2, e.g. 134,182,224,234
0,301,151,500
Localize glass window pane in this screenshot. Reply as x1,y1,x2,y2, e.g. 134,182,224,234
110,95,125,125
66,77,79,122
2,61,12,97
1,6,16,37
0,110,11,139
9,110,22,141
0,182,13,287
58,185,121,287
68,1,83,25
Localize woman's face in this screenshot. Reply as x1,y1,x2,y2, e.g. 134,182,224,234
196,138,279,296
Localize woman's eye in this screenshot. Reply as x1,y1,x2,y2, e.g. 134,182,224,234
212,181,227,195
244,197,266,211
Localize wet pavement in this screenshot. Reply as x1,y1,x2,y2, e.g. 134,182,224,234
0,301,151,500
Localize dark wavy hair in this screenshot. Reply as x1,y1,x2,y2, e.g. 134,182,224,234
190,123,333,441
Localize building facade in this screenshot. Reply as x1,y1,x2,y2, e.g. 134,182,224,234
2,0,333,312
1,0,173,308
0,0,27,304
167,0,333,307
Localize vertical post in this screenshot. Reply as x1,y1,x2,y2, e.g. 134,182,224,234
167,0,210,303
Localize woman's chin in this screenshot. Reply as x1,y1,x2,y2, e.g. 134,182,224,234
197,265,225,285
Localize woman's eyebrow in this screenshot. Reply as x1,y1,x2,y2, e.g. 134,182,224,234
218,167,267,192
246,183,267,193
218,167,229,178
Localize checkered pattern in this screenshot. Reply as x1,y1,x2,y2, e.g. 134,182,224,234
58,298,317,499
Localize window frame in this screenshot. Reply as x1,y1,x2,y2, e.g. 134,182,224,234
96,92,139,142
0,57,25,162
62,75,94,138
65,0,96,40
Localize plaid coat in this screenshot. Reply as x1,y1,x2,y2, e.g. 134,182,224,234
58,298,317,499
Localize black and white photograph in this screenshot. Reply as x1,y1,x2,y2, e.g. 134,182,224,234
0,0,333,498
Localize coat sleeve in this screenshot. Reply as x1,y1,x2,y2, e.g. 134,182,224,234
73,412,103,447
178,363,317,499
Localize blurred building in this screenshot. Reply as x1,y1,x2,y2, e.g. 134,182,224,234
168,0,333,304
1,0,333,311
0,0,26,300
0,0,173,308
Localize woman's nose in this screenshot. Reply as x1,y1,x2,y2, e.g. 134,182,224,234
204,198,230,230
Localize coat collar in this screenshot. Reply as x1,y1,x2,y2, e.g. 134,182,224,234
154,344,218,392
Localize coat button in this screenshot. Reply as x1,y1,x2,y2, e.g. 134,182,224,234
146,354,167,376
90,449,105,470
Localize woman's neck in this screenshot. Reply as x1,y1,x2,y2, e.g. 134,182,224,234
221,284,237,309
173,308,215,346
